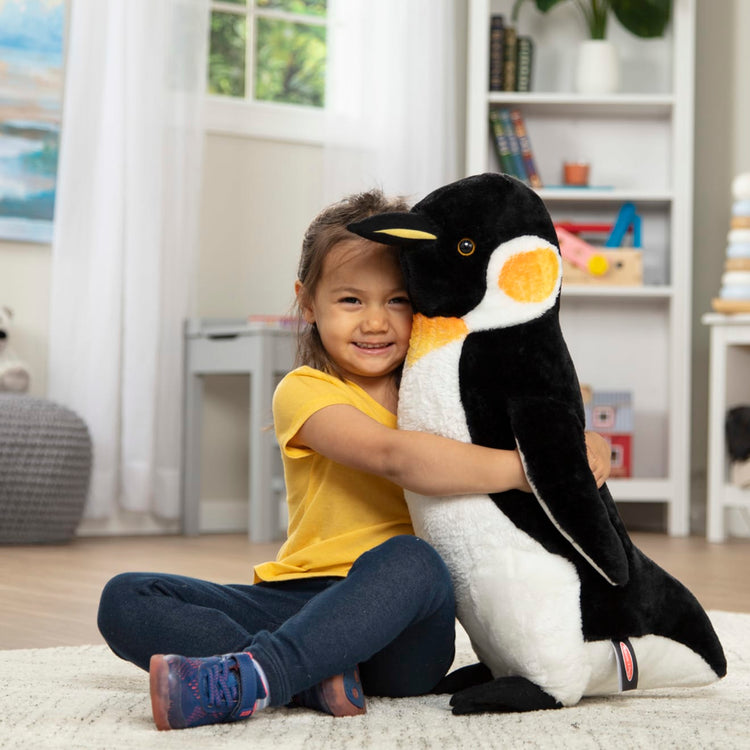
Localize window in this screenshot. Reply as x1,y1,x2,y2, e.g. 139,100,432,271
206,0,328,142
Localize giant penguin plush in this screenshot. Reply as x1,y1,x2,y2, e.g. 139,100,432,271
348,173,726,714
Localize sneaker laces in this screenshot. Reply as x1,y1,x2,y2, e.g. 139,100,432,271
205,659,239,707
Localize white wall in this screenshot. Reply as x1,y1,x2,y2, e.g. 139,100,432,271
196,135,324,319
0,0,745,536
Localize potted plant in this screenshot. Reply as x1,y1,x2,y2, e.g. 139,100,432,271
512,0,673,94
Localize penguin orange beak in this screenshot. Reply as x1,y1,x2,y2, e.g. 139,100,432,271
498,247,560,303
406,314,468,367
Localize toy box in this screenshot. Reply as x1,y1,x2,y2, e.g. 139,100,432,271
562,249,643,286
582,387,633,478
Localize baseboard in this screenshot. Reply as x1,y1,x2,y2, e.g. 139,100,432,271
199,498,248,533
75,499,248,537
75,498,285,537
76,510,181,537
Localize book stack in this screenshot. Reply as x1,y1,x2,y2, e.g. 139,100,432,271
489,14,533,92
488,106,542,188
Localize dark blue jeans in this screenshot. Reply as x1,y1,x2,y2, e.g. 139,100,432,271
98,535,456,707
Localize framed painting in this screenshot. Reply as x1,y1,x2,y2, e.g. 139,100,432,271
0,0,65,244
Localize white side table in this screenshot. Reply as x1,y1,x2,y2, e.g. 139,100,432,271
183,319,295,542
703,313,750,542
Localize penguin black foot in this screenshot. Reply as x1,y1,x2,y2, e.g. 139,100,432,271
432,662,493,694
450,676,563,715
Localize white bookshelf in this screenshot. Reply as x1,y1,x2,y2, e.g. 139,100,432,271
465,0,696,534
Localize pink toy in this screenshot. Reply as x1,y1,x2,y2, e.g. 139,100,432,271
554,225,609,277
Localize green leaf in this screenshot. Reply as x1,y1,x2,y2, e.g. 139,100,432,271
514,0,671,39
512,0,568,22
255,18,326,107
257,0,327,17
610,0,671,38
208,11,247,97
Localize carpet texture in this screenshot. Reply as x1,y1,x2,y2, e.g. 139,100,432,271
1,611,747,749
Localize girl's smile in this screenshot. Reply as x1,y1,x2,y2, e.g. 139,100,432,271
353,342,394,351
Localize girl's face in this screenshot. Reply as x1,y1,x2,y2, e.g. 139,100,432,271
298,239,413,393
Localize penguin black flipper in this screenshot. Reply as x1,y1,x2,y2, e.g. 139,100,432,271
450,676,563,715
458,324,629,587
432,662,493,694
508,395,629,586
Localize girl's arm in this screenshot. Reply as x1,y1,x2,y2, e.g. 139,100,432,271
585,430,611,488
293,404,609,497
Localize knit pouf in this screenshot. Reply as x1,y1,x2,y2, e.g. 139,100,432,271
0,395,92,544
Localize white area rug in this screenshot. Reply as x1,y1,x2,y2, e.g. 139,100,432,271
0,611,747,749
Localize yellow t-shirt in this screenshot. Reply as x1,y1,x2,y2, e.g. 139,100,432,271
253,366,414,582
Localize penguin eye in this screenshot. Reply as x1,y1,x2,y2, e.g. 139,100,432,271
457,238,475,256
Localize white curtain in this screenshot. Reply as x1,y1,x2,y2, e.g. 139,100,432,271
48,0,209,520
324,0,461,205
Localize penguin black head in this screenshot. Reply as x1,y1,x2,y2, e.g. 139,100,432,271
348,173,561,325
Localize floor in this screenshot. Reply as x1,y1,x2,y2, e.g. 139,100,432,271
1,532,749,650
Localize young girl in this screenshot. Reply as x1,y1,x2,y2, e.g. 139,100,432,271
97,189,611,731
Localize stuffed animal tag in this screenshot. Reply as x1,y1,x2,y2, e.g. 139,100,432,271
612,639,638,691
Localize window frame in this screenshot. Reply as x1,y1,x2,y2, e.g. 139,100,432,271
205,0,328,144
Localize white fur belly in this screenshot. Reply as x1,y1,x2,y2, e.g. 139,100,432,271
398,339,469,442
405,488,586,703
398,341,588,704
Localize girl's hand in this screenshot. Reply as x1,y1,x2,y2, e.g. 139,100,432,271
585,431,612,488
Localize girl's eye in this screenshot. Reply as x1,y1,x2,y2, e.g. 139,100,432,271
339,297,360,304
390,296,411,306
458,238,475,256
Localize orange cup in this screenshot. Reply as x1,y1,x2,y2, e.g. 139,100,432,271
563,162,590,186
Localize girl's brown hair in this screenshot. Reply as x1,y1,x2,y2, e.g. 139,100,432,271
295,189,410,376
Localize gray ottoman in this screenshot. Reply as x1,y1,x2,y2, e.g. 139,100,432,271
0,395,92,543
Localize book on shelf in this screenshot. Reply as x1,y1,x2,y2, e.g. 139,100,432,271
486,18,534,92
489,14,505,91
489,107,543,188
488,107,518,179
497,107,528,184
515,36,533,92
502,25,517,92
508,108,543,188
489,107,523,181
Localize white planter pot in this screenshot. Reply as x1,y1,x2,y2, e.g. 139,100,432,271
575,40,619,95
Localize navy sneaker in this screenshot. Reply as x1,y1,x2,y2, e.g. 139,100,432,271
149,651,267,730
293,666,366,717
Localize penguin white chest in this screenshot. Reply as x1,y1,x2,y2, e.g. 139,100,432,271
397,336,509,590
398,338,469,441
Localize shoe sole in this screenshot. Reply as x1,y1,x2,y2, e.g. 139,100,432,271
318,673,367,717
149,654,173,731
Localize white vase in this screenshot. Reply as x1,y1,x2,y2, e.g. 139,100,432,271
575,40,619,95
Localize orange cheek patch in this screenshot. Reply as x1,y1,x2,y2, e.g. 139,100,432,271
497,247,560,303
406,313,469,367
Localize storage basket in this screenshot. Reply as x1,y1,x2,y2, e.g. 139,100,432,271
0,395,92,543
